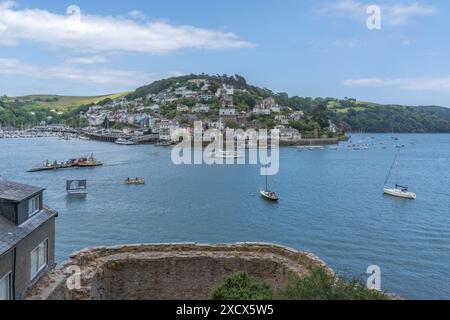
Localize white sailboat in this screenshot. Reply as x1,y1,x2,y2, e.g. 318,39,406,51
383,150,416,200
260,167,279,201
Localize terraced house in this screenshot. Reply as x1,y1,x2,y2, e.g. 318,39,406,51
0,180,57,300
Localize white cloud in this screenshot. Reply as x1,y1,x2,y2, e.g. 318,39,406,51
320,0,437,26
0,1,254,54
65,56,110,65
342,76,450,92
388,2,436,25
0,58,181,87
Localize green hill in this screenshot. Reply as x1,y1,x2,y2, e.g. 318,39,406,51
2,73,450,133
5,93,129,111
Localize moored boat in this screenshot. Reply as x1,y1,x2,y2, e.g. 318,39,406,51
260,166,279,202
384,150,416,200
115,138,136,145
260,189,279,201
209,150,243,159
384,185,416,199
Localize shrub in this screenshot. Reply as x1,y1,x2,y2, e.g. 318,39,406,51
280,268,388,300
211,272,273,300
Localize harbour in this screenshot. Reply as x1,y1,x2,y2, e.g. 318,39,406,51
0,133,449,299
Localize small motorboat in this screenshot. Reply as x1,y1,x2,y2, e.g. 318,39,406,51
157,141,173,146
209,150,244,159
125,178,145,185
66,180,88,196
260,189,279,201
384,185,416,200
115,138,136,145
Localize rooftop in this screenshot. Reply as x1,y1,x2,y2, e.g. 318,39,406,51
0,179,44,202
0,207,57,256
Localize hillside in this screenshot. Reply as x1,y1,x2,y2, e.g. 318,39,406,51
1,74,450,133
127,74,450,133
1,93,129,111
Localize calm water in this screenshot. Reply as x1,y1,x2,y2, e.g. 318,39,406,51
0,134,449,299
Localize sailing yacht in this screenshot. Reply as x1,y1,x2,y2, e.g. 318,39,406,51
260,167,279,201
383,150,416,200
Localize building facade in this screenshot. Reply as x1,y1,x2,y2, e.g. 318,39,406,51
0,180,57,300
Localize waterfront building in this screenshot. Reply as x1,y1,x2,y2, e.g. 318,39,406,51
158,120,171,141
0,180,57,300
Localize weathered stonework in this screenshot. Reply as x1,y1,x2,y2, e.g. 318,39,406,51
27,242,333,300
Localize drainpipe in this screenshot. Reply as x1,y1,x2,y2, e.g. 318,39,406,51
12,247,17,300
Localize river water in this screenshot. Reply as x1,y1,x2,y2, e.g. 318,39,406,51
0,133,449,299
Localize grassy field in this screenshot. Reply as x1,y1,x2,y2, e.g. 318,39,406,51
6,92,129,111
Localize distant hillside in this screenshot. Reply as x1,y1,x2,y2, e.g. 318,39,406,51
329,100,450,133
2,73,450,133
0,93,129,127
127,74,450,133
4,93,129,111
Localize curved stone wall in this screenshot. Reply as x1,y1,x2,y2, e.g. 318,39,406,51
27,243,333,300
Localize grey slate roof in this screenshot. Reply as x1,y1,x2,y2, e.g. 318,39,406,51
0,180,45,202
0,207,56,256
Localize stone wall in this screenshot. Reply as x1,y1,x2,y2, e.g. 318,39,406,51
27,243,333,300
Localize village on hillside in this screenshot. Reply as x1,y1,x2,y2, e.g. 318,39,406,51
79,77,338,144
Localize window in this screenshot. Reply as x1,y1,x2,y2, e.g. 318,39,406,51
30,240,48,281
0,273,11,300
28,194,41,217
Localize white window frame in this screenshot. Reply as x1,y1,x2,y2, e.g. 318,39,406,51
0,272,11,301
28,194,41,218
30,239,48,281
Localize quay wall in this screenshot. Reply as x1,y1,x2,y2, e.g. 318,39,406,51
27,243,333,300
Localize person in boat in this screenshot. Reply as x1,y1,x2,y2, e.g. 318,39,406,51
127,177,130,183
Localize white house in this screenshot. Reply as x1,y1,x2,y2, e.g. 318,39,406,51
289,111,304,121
219,108,236,117
215,84,234,97
276,127,302,142
177,104,190,113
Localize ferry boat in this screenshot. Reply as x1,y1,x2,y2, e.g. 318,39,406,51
115,138,136,145
68,154,103,168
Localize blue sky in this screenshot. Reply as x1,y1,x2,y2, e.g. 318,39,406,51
0,0,449,106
